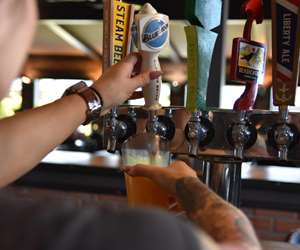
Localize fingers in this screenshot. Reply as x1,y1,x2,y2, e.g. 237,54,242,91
121,52,141,72
131,70,162,88
119,52,162,88
123,164,162,179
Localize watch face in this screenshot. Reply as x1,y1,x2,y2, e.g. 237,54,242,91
89,99,102,112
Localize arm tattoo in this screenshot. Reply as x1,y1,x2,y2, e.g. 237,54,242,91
175,177,261,250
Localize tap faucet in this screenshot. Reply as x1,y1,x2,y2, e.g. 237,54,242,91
106,108,137,153
146,109,175,141
227,111,257,159
268,106,299,161
185,111,214,155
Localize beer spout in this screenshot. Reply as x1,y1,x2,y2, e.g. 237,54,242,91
185,111,214,155
268,106,299,161
106,108,118,153
227,111,257,159
268,0,300,160
146,109,175,141
106,108,137,153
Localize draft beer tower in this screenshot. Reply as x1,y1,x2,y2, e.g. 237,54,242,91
101,0,300,208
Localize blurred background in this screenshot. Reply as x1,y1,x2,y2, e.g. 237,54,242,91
1,0,279,152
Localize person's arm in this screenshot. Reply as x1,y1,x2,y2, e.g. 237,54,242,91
0,54,161,187
124,161,261,250
175,176,261,250
0,0,37,99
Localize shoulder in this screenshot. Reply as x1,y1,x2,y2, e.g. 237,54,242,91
0,193,220,250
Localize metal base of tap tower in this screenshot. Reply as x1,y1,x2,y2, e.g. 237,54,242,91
103,106,300,206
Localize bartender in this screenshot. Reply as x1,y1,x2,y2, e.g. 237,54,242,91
0,0,161,187
0,1,261,250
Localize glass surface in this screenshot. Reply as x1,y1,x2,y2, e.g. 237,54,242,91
122,133,171,209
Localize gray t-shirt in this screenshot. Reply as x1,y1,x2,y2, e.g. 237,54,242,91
0,196,207,250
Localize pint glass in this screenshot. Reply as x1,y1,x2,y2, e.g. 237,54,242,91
122,133,171,209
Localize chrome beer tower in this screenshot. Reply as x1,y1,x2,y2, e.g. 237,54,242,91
101,0,300,207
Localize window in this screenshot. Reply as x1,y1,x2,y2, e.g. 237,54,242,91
0,79,22,118
34,79,93,136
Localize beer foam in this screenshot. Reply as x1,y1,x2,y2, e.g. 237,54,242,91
123,149,169,167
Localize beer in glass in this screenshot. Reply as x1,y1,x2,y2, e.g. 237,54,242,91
122,134,171,209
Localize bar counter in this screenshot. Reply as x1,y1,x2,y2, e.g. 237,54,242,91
14,150,300,211
262,241,300,250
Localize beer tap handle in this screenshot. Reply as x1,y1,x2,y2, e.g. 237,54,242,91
243,0,264,37
267,0,300,160
233,82,259,111
140,52,162,109
103,0,134,153
134,3,169,111
272,0,300,107
230,0,266,111
185,0,222,112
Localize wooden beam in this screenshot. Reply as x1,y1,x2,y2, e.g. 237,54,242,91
23,55,102,80
45,21,102,61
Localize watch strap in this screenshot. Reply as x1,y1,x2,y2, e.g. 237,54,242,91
63,81,103,125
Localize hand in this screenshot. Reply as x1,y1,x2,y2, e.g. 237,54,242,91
123,161,198,194
92,53,161,112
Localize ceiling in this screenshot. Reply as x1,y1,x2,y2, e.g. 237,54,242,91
29,19,272,59
31,0,273,60
37,0,272,20
30,20,188,60
26,1,273,81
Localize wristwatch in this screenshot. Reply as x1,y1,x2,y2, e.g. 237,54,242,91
63,81,103,125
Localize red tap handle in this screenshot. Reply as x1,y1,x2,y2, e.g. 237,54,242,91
242,0,264,24
232,0,265,111
242,0,264,40
234,81,259,111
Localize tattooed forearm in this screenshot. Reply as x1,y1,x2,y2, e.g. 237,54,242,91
175,177,211,212
175,177,261,250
